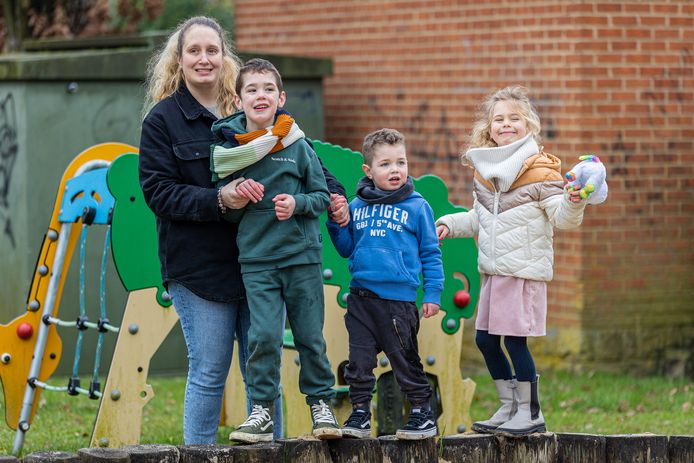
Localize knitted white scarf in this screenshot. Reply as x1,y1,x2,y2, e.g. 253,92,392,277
465,134,539,192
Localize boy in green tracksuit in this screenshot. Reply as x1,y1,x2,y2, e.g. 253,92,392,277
210,58,340,442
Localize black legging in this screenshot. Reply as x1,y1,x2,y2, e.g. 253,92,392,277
475,330,536,382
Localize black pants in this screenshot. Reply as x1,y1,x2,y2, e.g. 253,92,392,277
344,288,432,406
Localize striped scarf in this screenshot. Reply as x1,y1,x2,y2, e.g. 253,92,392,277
211,109,305,181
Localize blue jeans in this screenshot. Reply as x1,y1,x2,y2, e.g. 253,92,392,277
169,282,283,443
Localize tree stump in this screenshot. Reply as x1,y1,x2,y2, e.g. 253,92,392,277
232,443,282,463
605,434,668,463
439,433,499,462
0,456,20,463
497,432,557,463
22,451,79,463
556,433,606,463
669,435,694,463
177,445,235,463
277,439,331,463
378,435,437,462
78,448,131,463
327,438,382,463
120,444,179,463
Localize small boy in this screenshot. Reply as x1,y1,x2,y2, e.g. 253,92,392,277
210,58,340,442
327,128,444,440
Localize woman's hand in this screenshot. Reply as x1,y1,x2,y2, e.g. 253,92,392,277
220,178,247,210
422,303,440,318
330,193,350,227
273,194,296,220
436,224,450,240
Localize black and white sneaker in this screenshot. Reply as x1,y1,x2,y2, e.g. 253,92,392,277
395,407,437,440
342,408,371,438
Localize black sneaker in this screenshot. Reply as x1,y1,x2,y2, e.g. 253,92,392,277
395,407,437,440
342,408,371,438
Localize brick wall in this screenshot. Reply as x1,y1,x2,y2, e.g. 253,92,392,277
235,1,694,376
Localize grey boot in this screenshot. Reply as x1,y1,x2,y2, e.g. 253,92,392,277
496,375,546,437
471,378,518,433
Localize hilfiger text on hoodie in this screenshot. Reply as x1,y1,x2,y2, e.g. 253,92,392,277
352,203,409,234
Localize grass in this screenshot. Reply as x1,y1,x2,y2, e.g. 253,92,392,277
1,371,691,455
469,370,692,436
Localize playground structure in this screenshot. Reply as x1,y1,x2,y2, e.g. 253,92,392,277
0,141,479,455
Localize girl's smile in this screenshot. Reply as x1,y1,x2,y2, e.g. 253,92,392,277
491,100,528,146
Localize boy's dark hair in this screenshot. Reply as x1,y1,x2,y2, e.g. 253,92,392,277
235,58,283,96
362,128,406,165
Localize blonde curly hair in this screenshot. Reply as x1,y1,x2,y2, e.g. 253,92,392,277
142,16,241,118
468,85,542,149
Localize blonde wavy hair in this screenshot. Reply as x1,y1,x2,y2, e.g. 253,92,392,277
142,16,241,118
468,86,542,150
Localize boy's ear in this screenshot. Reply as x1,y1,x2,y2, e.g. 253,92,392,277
278,91,287,108
233,95,242,111
361,163,372,178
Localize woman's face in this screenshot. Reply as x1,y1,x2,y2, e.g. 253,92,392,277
490,100,528,146
179,25,223,91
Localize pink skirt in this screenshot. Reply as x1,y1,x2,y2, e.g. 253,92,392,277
475,274,547,337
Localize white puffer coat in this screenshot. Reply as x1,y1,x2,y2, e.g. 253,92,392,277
437,151,585,282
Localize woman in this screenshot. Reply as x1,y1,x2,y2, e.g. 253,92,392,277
138,16,282,444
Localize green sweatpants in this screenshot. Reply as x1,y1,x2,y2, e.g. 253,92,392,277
242,263,336,407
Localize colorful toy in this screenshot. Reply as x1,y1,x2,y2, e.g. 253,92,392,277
564,154,608,204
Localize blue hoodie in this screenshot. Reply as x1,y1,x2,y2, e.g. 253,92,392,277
327,177,444,305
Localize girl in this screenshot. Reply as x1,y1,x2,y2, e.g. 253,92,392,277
436,86,594,437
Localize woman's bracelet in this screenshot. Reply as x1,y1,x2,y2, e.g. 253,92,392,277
217,187,227,215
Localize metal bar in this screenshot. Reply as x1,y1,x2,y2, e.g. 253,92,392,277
12,221,72,454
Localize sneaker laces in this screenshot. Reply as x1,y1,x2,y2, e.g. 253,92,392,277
241,404,271,427
311,400,336,424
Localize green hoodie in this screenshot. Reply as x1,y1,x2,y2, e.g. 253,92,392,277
212,112,330,273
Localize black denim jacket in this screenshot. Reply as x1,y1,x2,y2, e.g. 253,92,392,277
139,85,344,302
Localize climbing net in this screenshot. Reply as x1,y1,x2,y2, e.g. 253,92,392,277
36,206,118,398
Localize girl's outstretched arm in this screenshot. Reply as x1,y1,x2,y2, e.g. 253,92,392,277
540,181,586,229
